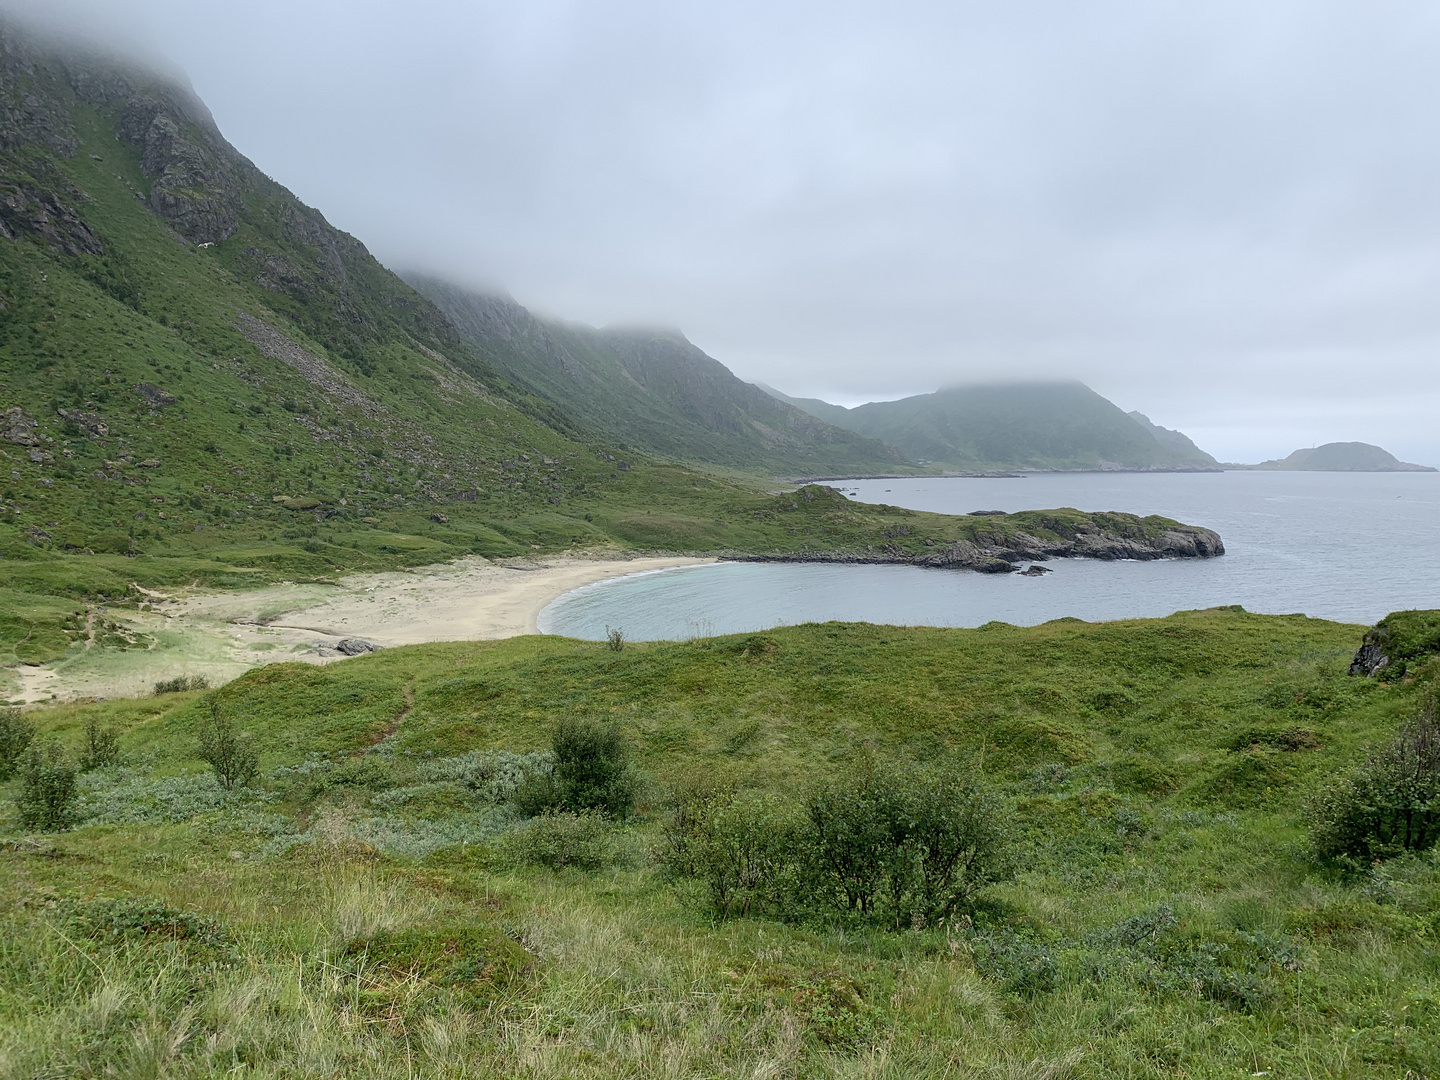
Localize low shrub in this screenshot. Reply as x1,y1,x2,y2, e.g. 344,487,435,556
1311,702,1440,864
0,707,35,779
971,930,1060,996
196,701,259,790
154,674,210,695
806,759,1012,927
298,756,394,799
76,769,229,826
516,718,637,819
499,810,628,871
664,759,1012,927
16,742,79,831
70,896,231,952
419,749,554,804
661,788,807,917
78,715,121,772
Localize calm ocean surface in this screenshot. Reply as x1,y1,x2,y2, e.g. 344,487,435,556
538,471,1440,640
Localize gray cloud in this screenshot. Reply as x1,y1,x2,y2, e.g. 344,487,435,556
12,0,1439,463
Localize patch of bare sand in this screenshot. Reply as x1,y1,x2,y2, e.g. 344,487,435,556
6,555,713,705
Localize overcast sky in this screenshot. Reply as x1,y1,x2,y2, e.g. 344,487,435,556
13,0,1440,463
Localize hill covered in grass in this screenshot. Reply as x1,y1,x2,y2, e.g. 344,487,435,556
1247,442,1435,472
2,609,1437,1076
765,381,1219,472
408,275,909,477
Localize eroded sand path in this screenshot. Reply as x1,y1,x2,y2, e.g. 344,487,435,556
7,555,713,704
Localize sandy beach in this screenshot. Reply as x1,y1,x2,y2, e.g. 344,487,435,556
8,555,713,704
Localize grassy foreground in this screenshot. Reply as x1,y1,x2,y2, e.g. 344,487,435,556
2,609,1438,1078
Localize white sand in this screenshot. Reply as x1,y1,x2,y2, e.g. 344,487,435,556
7,555,713,704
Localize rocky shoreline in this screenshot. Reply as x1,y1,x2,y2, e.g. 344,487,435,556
727,523,1225,574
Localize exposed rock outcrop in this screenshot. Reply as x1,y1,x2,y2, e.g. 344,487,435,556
1349,610,1440,677
1348,643,1389,677
0,176,102,255
235,312,380,416
133,382,175,407
2,406,38,445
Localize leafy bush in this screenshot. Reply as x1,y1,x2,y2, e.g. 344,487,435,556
78,715,121,771
196,702,259,790
499,810,629,871
0,707,35,780
154,674,210,695
16,742,79,831
661,789,807,917
605,626,625,652
805,759,1011,927
1310,703,1440,864
663,759,1011,927
516,718,637,819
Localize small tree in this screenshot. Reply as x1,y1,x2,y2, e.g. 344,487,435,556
662,789,807,918
520,718,639,819
895,765,1012,924
1311,702,1440,864
805,759,1011,927
196,701,259,791
605,626,625,653
805,762,897,916
17,743,79,831
0,708,36,780
78,716,121,772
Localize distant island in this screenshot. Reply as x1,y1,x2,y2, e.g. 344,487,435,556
1236,442,1436,473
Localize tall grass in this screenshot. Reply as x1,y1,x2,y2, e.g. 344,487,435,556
0,614,1436,1076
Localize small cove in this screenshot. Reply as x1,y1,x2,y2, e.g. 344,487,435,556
538,471,1440,640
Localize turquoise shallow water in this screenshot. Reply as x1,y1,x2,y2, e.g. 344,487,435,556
538,471,1440,641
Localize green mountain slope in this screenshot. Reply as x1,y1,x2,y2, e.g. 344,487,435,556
408,276,907,477
767,381,1218,472
1127,411,1218,466
1249,442,1435,472
752,382,858,428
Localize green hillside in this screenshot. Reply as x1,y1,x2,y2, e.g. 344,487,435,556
1250,441,1436,472
767,381,1219,472
409,276,908,477
754,382,858,429
1127,410,1219,466
3,609,1438,1075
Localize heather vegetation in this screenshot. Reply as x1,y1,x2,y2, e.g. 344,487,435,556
2,609,1438,1077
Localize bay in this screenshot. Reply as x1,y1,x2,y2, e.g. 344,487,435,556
537,471,1440,640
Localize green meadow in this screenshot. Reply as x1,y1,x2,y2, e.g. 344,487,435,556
2,608,1437,1078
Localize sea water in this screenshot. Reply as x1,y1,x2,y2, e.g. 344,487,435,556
537,471,1440,640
